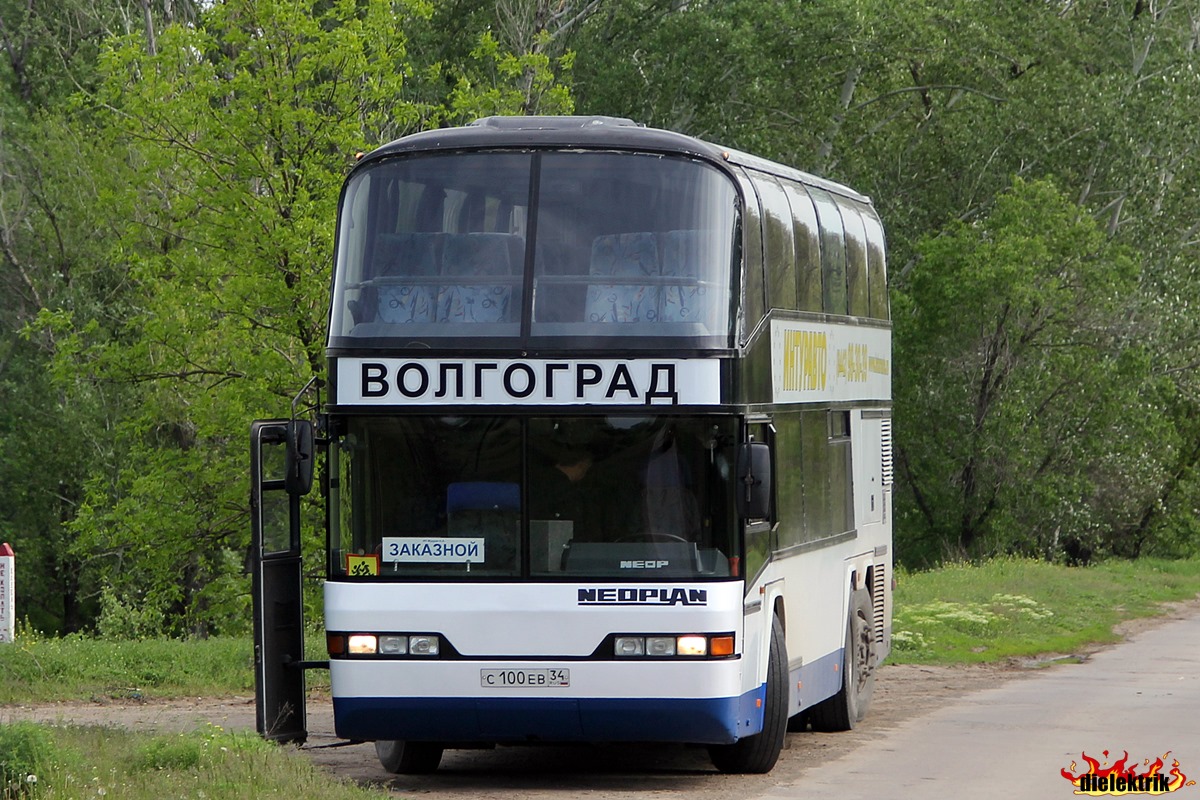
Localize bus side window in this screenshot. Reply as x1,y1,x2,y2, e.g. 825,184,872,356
742,422,775,582
773,415,804,550
808,188,847,317
836,197,870,318
733,168,766,342
861,208,889,321
797,410,854,541
753,173,797,311
782,180,822,314
828,410,854,536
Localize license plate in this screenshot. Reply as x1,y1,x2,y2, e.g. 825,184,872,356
480,668,570,688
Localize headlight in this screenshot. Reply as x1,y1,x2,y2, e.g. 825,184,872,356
347,634,377,655
646,636,677,656
378,635,408,655
615,636,645,656
408,635,440,656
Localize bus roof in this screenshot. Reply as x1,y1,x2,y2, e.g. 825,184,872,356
358,116,872,206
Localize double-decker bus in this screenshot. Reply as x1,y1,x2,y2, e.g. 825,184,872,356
250,115,892,775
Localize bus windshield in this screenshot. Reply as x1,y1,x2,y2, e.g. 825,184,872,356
330,415,738,580
329,151,737,347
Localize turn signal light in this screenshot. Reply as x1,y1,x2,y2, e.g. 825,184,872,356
709,635,735,657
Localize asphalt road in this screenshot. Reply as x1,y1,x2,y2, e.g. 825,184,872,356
755,609,1200,800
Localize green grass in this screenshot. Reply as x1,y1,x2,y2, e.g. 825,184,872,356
888,556,1200,664
0,723,379,800
0,633,330,705
0,636,254,705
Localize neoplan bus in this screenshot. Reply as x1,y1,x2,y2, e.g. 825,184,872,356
250,115,893,775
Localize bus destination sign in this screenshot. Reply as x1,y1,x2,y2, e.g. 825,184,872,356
335,357,722,407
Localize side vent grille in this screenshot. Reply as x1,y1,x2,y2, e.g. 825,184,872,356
880,418,894,487
872,565,886,645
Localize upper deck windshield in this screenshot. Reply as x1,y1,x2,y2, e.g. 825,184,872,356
329,415,738,580
329,150,737,348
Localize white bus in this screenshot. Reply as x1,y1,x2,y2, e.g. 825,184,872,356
251,115,892,775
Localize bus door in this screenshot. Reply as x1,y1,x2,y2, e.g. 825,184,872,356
250,419,313,744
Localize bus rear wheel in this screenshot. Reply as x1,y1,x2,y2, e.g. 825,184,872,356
708,616,788,774
809,587,876,732
375,740,444,774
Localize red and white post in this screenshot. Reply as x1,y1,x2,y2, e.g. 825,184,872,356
0,542,13,643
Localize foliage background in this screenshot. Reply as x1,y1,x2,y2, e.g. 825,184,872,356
2,0,1199,635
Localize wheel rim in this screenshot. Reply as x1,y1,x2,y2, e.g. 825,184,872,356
853,609,874,694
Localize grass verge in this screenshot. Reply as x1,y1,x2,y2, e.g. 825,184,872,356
0,633,330,705
888,556,1200,664
0,637,253,705
0,722,377,800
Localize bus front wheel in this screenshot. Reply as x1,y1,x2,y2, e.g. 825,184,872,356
809,587,876,732
708,615,788,774
375,740,444,774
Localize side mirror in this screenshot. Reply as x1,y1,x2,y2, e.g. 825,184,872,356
736,442,772,520
285,419,314,496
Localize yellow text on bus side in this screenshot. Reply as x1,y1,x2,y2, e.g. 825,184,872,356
783,330,827,391
837,343,869,383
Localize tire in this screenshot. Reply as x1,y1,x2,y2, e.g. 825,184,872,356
709,616,788,774
375,740,444,774
809,587,877,732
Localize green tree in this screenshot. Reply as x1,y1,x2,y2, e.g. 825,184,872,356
399,0,581,122
38,0,573,634
571,0,1200,564
893,179,1159,563
1,74,137,632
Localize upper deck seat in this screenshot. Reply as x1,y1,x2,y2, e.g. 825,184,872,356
659,229,710,325
438,233,522,324
585,232,660,323
373,233,443,324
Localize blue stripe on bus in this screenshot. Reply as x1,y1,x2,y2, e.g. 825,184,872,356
790,647,846,715
334,686,766,745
